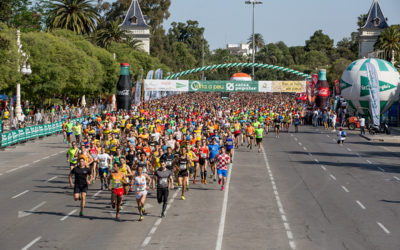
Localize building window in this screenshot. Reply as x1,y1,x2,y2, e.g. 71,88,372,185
374,17,380,26
130,16,137,24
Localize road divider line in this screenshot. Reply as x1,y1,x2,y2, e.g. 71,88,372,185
261,145,295,250
294,138,298,141
215,154,235,250
308,153,312,156
326,135,330,137
21,236,41,250
12,190,29,199
42,156,49,160
394,176,400,181
356,153,361,157
59,150,64,154
346,148,352,152
329,174,336,180
6,168,19,173
377,222,390,234
366,160,372,164
93,190,102,197
46,176,57,182
303,147,307,151
377,167,385,172
314,159,319,163
18,201,46,218
60,209,77,221
356,200,366,210
341,186,349,193
332,139,336,142
298,142,302,146
320,165,327,171
33,160,40,164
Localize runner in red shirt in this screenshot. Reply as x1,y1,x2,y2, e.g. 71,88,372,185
215,147,231,191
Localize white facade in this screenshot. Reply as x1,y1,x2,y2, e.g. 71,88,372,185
227,43,252,57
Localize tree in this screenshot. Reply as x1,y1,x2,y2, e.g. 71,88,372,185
375,26,400,62
357,14,367,29
305,30,334,53
96,19,142,50
248,33,264,54
336,37,357,61
47,0,99,34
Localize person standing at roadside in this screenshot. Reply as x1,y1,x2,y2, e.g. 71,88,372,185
359,116,365,135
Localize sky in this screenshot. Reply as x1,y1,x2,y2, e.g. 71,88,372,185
162,0,400,50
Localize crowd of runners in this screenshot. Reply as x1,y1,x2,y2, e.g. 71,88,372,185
66,92,304,220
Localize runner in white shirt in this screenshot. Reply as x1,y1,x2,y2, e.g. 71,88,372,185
97,148,112,190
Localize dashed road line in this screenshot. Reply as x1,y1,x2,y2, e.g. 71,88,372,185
298,142,302,146
308,153,312,157
60,209,77,221
21,236,42,250
294,137,298,141
261,145,295,250
356,153,361,157
356,200,366,210
341,185,349,193
346,148,352,152
332,139,336,142
303,147,307,151
12,190,29,199
377,167,385,172
377,222,390,234
326,135,330,137
366,160,372,164
33,159,40,164
93,190,102,197
18,201,46,218
42,156,50,160
6,168,19,173
320,165,327,171
46,176,57,182
394,176,400,181
329,174,336,180
314,159,319,163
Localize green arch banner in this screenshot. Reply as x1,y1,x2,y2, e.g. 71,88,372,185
165,63,311,80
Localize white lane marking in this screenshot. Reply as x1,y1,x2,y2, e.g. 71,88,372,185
377,167,385,172
326,135,330,137
59,150,64,154
51,153,57,157
141,187,181,249
377,222,390,234
314,159,319,163
0,173,3,176
6,168,19,173
308,153,312,156
21,236,42,250
394,176,400,181
42,156,50,160
46,176,57,182
294,137,298,141
356,200,366,210
366,160,372,164
356,153,361,158
341,185,349,193
329,174,336,180
303,147,307,151
12,190,30,199
290,134,293,137
215,154,235,250
346,148,352,152
332,139,336,142
60,209,77,221
298,142,302,146
93,190,102,197
320,165,327,171
18,201,46,218
261,145,295,250
33,159,40,164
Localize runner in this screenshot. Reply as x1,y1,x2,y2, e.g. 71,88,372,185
97,148,112,190
107,162,127,220
224,131,234,162
73,121,82,144
154,161,173,217
66,141,79,171
68,157,92,217
255,124,264,153
246,123,255,149
215,147,231,191
176,147,191,200
134,165,152,221
65,118,73,145
208,138,220,182
273,115,281,138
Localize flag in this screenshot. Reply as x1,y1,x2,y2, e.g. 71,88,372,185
144,70,154,101
366,62,380,127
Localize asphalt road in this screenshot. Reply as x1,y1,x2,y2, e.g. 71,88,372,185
0,126,399,250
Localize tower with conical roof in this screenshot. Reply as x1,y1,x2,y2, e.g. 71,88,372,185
120,0,150,54
358,0,389,58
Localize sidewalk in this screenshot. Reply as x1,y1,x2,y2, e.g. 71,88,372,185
360,126,400,142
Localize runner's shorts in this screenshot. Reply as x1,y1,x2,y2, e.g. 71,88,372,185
209,157,215,164
226,146,233,151
136,190,147,200
189,166,195,174
74,184,88,194
99,167,108,177
199,158,206,165
217,169,227,177
67,132,73,136
256,138,262,143
178,169,188,177
157,187,169,204
112,187,124,197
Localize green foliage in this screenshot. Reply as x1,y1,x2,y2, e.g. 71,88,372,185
0,24,19,91
248,33,264,53
47,0,99,34
305,30,334,53
375,25,400,62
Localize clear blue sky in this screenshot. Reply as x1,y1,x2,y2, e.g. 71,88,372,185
163,0,400,50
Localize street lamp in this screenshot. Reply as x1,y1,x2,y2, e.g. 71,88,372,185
15,29,32,121
245,0,263,80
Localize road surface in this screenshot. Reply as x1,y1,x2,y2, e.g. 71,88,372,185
0,126,399,250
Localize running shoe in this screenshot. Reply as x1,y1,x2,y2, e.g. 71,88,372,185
92,179,95,184
181,196,185,200
218,179,221,185
161,212,165,218
221,186,224,191
213,178,216,182
204,180,207,184
201,179,204,184
193,180,196,184
79,211,83,217
101,185,104,191
116,213,120,220
139,215,143,221
112,202,116,209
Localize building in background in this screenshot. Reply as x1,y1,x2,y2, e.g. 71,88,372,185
226,43,252,57
120,0,151,54
358,0,389,59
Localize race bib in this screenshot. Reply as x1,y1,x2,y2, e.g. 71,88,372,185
166,160,172,167
160,178,168,185
180,163,186,170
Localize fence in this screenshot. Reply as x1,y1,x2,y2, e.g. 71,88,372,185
0,117,86,148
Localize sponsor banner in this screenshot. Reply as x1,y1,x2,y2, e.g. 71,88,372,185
271,81,306,93
258,81,272,92
366,62,380,127
144,80,189,92
189,81,259,92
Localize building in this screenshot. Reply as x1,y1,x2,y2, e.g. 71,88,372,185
226,43,252,57
358,0,389,59
120,0,151,54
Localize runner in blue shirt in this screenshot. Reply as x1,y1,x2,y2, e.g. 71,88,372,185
208,138,220,181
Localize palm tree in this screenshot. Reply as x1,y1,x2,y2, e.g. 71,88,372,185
357,14,367,29
375,26,400,61
97,19,143,50
47,0,99,34
248,33,265,54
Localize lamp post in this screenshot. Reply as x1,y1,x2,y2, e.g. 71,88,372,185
245,0,263,80
16,29,32,121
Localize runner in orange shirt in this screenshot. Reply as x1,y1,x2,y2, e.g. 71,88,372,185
246,123,255,150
